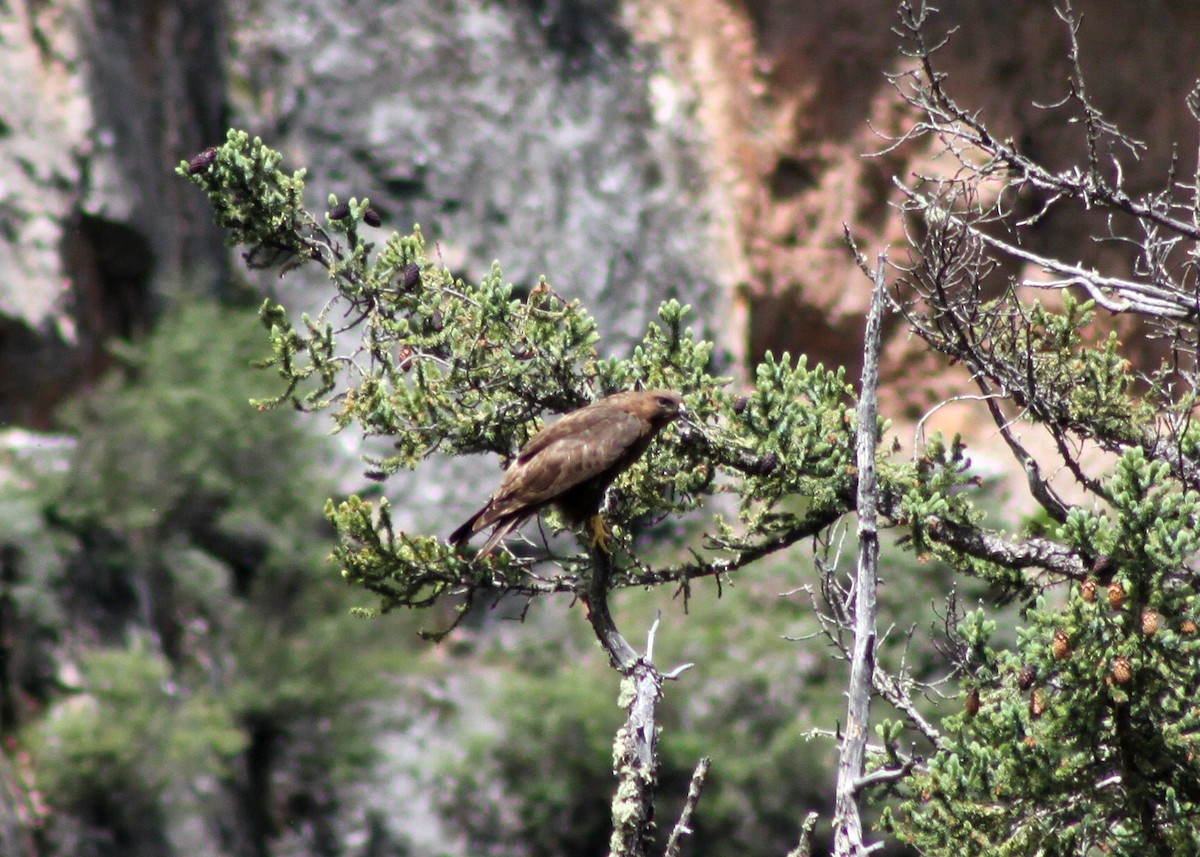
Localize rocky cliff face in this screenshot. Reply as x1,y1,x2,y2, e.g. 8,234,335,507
6,0,1195,430
0,0,733,431
0,0,229,427
225,0,726,347
2,0,1194,500
628,0,1200,402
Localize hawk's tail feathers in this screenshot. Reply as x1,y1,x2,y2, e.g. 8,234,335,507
448,507,487,547
449,509,528,558
476,517,522,557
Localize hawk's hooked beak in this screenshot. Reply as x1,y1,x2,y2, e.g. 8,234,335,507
675,406,708,444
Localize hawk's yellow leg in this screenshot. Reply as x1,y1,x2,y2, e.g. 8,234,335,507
588,515,612,553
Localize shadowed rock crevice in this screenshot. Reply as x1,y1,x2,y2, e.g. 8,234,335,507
80,0,230,299
0,318,76,429
518,0,631,75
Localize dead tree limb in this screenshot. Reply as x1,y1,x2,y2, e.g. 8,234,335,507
833,254,888,856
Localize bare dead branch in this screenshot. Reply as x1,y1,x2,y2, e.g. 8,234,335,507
871,664,946,752
833,254,888,856
786,812,821,857
973,377,1071,523
582,546,660,857
916,516,1088,580
895,2,1196,242
855,758,916,791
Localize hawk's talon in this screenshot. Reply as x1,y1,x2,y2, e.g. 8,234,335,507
589,515,612,553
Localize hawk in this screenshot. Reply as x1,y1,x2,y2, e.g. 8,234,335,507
449,390,685,556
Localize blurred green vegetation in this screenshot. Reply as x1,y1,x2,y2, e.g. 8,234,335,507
4,300,418,857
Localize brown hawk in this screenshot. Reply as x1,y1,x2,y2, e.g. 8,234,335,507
449,390,685,556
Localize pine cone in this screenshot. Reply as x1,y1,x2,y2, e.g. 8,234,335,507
1052,630,1071,660
1112,656,1133,685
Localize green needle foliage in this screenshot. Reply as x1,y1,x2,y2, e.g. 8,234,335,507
182,105,1200,855
179,130,875,635
885,449,1200,855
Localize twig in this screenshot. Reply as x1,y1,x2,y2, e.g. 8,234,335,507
664,757,712,857
854,758,916,790
973,377,1071,523
663,662,695,680
646,612,662,663
870,664,946,752
899,184,1195,320
913,394,1006,454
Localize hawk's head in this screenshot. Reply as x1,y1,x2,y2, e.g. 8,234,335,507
646,390,685,428
612,389,685,430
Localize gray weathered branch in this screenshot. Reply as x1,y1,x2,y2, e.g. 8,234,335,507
833,254,887,856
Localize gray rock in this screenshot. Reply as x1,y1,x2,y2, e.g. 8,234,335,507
228,0,725,350
0,0,230,426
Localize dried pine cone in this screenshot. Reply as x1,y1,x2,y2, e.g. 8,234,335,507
1091,554,1116,582
1052,630,1071,660
965,687,980,717
187,147,218,174
403,262,422,290
755,452,780,476
1112,656,1133,685
1030,688,1047,718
